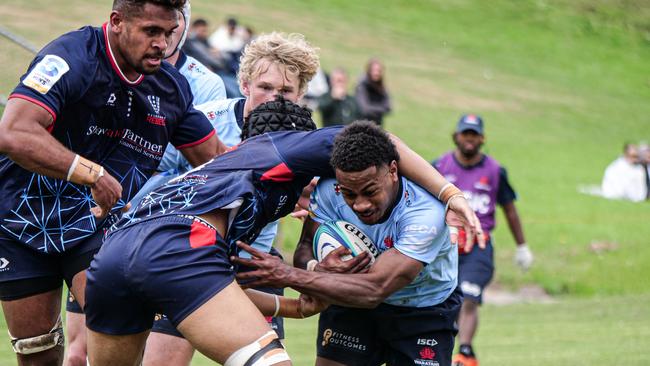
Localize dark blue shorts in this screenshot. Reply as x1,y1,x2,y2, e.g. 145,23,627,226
0,228,104,301
150,246,286,339
151,285,285,339
66,289,83,313
458,238,494,304
85,215,234,335
316,288,462,366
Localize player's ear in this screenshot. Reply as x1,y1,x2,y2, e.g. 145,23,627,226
109,11,125,34
388,160,398,181
241,79,251,97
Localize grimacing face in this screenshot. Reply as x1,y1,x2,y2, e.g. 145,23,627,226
335,161,399,225
242,59,302,115
111,3,179,75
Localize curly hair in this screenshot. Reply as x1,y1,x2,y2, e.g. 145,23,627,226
237,32,320,96
330,121,400,172
242,96,317,140
113,0,186,17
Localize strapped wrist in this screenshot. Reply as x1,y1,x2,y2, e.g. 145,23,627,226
67,155,104,186
439,183,463,204
306,259,318,271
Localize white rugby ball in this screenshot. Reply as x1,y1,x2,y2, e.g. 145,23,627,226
313,220,379,264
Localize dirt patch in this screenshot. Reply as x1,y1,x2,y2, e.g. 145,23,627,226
483,282,555,305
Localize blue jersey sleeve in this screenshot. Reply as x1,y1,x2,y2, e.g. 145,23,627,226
11,28,96,121
168,73,215,149
308,178,346,224
273,126,343,179
497,167,517,205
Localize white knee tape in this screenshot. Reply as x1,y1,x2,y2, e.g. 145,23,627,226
9,315,65,355
224,331,290,366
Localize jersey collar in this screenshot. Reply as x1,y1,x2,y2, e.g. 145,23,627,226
102,23,144,86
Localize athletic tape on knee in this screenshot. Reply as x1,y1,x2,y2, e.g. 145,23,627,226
224,331,290,366
8,316,64,354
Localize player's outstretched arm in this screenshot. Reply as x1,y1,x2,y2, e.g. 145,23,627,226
389,133,485,249
243,289,327,318
0,98,122,218
235,242,422,308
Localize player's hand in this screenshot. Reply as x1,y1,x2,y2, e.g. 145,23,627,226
316,246,370,274
514,244,533,271
446,195,485,251
90,172,122,219
298,293,329,317
291,179,318,221
232,241,293,288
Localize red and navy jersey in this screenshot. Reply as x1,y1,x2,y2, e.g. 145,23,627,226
0,24,214,253
121,126,342,253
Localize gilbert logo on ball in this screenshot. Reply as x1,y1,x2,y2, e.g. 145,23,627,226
313,220,379,264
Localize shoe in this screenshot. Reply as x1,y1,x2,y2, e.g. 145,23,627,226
452,353,478,366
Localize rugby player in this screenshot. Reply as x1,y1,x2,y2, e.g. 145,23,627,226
433,115,533,366
139,31,321,366
235,121,462,366
62,3,228,365
0,0,224,364
84,99,480,365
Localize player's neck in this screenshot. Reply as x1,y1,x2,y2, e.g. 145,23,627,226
454,150,483,167
106,27,142,82
166,51,180,67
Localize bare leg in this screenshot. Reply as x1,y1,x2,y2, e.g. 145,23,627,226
63,311,87,366
177,281,291,365
457,299,479,345
143,333,194,366
87,329,149,366
1,288,64,366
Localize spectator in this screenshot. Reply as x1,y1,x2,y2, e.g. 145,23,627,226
638,142,650,200
182,18,225,71
301,67,329,111
602,143,647,202
355,58,391,126
318,67,360,127
208,17,246,74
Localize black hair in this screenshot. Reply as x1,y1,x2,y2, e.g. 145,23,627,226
192,18,208,27
112,0,186,17
242,96,317,140
330,120,399,172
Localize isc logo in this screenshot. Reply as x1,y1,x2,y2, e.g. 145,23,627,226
417,338,438,346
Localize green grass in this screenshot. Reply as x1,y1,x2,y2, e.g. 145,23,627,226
1,0,649,364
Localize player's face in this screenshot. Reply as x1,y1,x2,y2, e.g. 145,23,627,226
336,162,399,225
454,130,484,159
242,60,302,115
164,11,185,58
112,3,179,75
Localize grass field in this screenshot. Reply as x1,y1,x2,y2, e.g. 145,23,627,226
0,0,649,364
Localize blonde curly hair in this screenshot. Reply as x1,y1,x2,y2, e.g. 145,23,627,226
238,32,320,96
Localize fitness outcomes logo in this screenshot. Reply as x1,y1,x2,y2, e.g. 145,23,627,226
321,329,366,352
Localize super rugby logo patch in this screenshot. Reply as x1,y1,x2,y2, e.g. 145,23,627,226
146,95,166,126
22,55,70,94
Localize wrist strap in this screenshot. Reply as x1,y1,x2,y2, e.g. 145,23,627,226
68,155,104,186
306,259,318,271
439,184,463,204
272,295,280,317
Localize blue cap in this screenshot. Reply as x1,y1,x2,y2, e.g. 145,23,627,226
456,114,484,134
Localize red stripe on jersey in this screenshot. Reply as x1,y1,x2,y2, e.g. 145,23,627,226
8,94,57,131
102,23,144,86
175,129,215,150
260,162,294,182
189,220,216,248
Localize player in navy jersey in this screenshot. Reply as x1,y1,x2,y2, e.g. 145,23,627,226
138,31,321,366
0,0,224,364
235,121,461,366
84,99,482,365
62,3,228,365
433,115,533,366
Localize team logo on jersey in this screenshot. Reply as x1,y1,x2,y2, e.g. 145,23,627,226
22,54,70,94
474,176,491,191
333,183,341,195
146,95,166,126
206,111,216,120
106,93,117,106
383,236,394,248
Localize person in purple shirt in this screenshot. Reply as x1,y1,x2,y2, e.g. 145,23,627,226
433,115,534,366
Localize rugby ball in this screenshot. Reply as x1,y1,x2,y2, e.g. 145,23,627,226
313,220,379,264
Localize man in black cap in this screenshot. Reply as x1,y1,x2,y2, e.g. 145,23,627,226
432,114,533,366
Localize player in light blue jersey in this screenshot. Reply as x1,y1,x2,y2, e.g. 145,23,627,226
236,121,462,366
